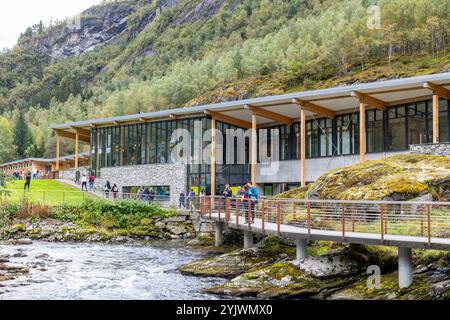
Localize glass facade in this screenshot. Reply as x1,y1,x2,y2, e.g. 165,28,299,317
90,98,450,194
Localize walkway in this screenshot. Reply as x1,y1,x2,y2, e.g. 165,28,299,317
58,179,105,199
200,196,450,288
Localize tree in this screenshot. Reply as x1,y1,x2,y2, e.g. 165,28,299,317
0,117,15,163
13,113,33,158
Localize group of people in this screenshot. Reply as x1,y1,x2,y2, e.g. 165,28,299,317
75,170,96,192
179,182,260,224
12,168,43,181
103,181,120,199
135,186,157,202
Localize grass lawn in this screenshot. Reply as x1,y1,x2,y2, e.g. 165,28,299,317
1,179,97,206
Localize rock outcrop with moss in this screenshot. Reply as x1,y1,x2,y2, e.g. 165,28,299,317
179,237,295,278
201,241,450,300
277,154,450,201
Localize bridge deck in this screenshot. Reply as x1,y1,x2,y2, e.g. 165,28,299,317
207,211,450,250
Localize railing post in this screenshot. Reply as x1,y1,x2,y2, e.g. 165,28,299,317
321,204,326,228
209,196,212,219
292,202,296,221
380,204,384,242
341,204,346,240
248,200,252,228
351,205,356,232
268,199,272,222
420,205,424,237
218,197,222,221
261,200,265,232
236,199,239,225
384,204,388,235
306,202,311,238
43,191,46,204
277,202,281,235
225,198,230,225
427,204,431,246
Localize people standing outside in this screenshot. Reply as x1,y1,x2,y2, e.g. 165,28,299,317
248,183,259,224
24,172,32,191
187,189,197,211
222,184,233,210
89,173,96,191
179,191,186,209
104,181,112,198
111,184,119,200
137,186,145,201
242,184,250,223
143,187,151,203
32,168,37,179
149,187,155,203
81,174,88,191
75,170,81,185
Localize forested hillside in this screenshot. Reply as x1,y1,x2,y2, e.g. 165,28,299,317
1,0,450,162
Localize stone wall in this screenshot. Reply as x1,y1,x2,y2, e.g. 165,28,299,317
95,163,187,204
410,143,450,156
59,167,90,180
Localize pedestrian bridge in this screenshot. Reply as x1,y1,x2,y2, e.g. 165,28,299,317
198,196,450,288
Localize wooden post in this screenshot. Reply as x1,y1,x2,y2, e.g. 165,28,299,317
211,118,216,201
75,132,79,169
56,135,61,172
433,94,439,143
261,201,265,232
251,113,257,186
300,108,306,187
306,202,311,237
359,103,366,162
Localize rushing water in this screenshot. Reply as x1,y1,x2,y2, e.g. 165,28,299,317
0,241,231,300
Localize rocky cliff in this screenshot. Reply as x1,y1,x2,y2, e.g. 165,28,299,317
20,0,181,58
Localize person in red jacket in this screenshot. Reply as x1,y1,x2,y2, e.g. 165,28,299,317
89,174,96,191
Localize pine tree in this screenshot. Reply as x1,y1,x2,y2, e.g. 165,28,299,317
13,114,33,158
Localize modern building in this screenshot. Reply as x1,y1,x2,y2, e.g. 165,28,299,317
50,73,450,200
0,153,90,178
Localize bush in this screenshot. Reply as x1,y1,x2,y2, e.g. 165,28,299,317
55,198,176,231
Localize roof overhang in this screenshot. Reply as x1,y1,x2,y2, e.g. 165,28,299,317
50,72,450,139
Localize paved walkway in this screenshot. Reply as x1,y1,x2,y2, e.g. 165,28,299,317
207,211,450,251
58,179,105,199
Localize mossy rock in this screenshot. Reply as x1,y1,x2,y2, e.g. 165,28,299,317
179,237,295,278
277,154,450,201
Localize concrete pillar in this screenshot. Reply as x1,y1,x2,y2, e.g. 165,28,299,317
244,230,254,249
296,238,308,260
398,246,413,289
214,221,224,247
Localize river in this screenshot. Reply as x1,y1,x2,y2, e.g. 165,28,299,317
0,241,231,300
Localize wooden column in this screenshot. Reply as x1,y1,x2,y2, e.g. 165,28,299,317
359,103,366,162
211,118,216,197
251,113,257,186
300,108,306,187
56,135,61,172
75,132,79,169
433,94,440,143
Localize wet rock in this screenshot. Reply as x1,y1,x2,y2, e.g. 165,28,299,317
12,252,27,258
180,237,295,278
428,279,450,297
293,250,367,279
17,238,33,245
35,254,50,260
166,223,187,235
155,222,166,229
55,259,72,263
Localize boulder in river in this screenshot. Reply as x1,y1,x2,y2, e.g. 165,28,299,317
205,249,367,299
179,237,295,278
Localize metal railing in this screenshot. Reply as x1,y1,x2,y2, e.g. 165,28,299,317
199,196,450,245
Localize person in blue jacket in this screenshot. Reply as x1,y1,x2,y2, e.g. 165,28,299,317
247,182,259,224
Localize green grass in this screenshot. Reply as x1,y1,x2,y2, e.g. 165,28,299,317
1,180,97,206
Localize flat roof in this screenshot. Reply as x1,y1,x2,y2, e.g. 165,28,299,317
0,152,90,168
50,72,450,133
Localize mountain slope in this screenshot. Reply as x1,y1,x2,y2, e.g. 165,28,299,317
0,0,450,161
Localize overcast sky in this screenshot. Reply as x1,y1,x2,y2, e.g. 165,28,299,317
0,0,102,49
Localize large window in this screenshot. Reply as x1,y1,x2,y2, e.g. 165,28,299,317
387,106,407,151
367,109,384,153
336,114,358,155
408,102,428,145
